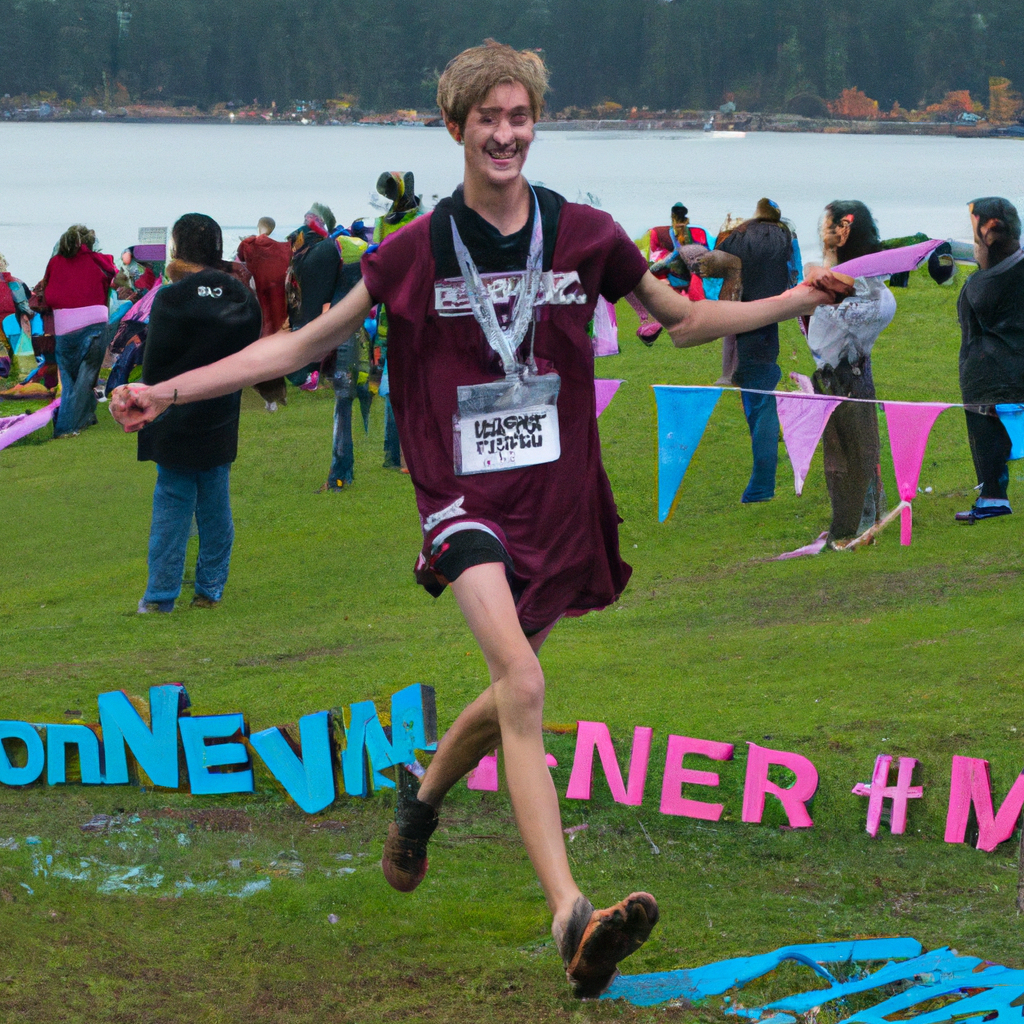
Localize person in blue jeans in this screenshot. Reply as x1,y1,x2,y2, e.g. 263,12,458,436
320,234,371,491
733,338,782,502
132,213,261,612
53,321,108,435
716,198,795,502
41,224,116,437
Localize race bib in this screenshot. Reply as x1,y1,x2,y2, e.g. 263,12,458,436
453,374,561,475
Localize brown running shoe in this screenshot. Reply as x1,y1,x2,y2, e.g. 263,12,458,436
380,770,438,893
561,892,659,998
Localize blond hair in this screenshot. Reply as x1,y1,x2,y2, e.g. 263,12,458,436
436,40,548,131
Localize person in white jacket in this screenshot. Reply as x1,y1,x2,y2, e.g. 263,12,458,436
805,201,896,542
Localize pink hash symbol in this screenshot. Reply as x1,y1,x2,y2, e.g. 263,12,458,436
851,755,923,836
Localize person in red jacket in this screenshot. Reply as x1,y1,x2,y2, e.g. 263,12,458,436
0,252,32,378
43,225,116,437
237,217,290,410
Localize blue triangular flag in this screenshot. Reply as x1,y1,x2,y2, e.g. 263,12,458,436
996,404,1024,461
653,386,722,521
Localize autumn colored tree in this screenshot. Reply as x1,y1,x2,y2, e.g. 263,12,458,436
989,78,1023,123
925,90,978,118
827,87,880,119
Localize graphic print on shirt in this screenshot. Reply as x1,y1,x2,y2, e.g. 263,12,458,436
435,270,588,323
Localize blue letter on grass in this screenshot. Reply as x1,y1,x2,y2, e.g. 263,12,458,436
250,711,335,813
0,721,45,786
178,714,254,795
342,685,437,797
98,685,188,787
47,724,103,785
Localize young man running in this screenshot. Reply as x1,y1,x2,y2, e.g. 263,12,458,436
111,41,843,997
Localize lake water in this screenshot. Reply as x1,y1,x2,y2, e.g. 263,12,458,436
2,122,1022,283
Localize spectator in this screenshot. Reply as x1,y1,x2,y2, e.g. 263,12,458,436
955,197,1024,523
284,204,337,392
134,213,261,612
805,200,895,542
0,251,32,378
715,198,794,502
237,216,291,411
373,172,423,469
42,225,116,437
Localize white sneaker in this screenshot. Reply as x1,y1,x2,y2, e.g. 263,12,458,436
265,401,278,412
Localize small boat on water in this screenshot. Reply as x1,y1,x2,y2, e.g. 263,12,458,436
711,130,746,138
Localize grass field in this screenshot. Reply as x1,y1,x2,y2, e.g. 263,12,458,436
1,268,1023,1023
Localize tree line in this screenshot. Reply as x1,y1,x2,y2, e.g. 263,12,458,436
1,0,1022,115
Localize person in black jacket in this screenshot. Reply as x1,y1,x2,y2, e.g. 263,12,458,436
134,213,262,612
955,197,1024,524
716,197,794,502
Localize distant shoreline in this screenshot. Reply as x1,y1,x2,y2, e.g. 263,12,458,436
4,108,1022,138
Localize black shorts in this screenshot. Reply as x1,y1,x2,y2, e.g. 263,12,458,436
415,525,540,634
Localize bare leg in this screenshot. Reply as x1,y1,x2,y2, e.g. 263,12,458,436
418,618,558,809
417,686,500,808
417,564,582,930
389,565,657,993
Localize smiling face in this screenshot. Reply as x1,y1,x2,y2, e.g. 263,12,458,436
454,82,535,192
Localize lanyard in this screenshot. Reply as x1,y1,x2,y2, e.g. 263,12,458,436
450,187,543,379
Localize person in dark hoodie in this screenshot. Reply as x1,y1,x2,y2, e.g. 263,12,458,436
134,213,262,613
955,197,1024,524
284,203,337,391
715,197,794,502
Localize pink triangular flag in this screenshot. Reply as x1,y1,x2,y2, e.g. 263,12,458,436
591,296,619,356
882,401,951,545
776,531,829,559
777,394,841,494
595,379,622,418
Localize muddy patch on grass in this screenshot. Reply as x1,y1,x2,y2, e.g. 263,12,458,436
140,808,253,832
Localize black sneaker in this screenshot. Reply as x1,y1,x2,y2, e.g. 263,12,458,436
955,504,1012,524
381,768,437,893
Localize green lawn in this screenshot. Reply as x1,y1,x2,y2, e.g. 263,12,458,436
1,268,1022,1023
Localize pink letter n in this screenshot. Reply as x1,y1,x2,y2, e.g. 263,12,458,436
945,756,1024,852
565,722,652,805
742,742,819,828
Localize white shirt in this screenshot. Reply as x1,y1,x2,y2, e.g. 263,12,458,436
806,276,897,370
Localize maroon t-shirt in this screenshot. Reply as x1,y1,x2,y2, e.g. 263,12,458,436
361,199,648,631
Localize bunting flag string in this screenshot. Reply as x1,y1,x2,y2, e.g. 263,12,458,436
594,378,622,418
653,385,963,545
652,386,722,521
882,402,952,545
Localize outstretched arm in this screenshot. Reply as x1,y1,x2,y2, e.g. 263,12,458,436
110,280,375,432
632,268,848,349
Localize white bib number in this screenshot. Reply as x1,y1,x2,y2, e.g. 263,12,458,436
453,372,561,476
457,405,560,475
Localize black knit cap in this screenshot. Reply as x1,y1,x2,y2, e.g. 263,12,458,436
671,203,688,219
969,197,1021,241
